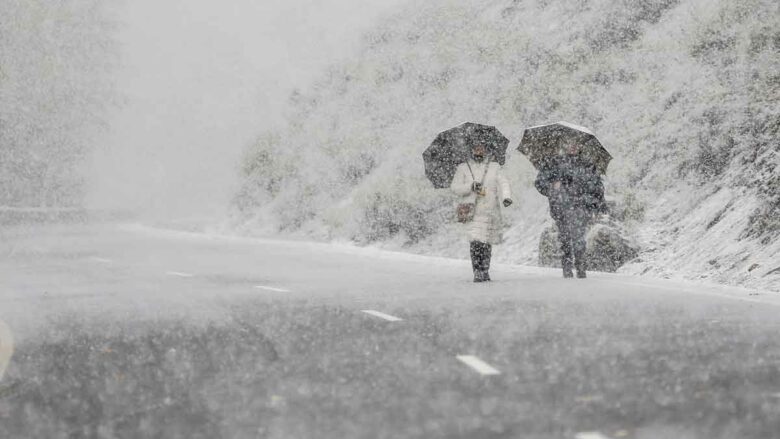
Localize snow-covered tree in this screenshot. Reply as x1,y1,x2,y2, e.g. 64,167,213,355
0,0,117,207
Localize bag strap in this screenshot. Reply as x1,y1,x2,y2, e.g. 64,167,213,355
465,157,491,184
478,156,491,184
464,157,492,203
465,161,475,180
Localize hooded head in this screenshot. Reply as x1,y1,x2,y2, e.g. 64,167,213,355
471,144,487,162
559,141,580,156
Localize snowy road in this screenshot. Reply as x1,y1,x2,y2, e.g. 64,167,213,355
1,224,779,438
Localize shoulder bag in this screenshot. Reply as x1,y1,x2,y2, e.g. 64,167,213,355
456,161,490,223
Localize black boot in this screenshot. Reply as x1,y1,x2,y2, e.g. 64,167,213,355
575,257,587,277
470,242,484,282
562,263,574,278
574,237,587,279
481,243,492,281
574,250,586,278
559,226,574,278
561,246,574,278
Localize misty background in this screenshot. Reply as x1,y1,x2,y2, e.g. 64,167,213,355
86,0,406,219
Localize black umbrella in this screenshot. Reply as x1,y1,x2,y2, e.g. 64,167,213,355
517,121,612,174
423,122,509,189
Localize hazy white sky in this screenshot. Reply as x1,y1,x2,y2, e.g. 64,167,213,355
88,0,405,219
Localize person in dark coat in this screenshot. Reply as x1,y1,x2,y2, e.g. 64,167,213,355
535,142,607,278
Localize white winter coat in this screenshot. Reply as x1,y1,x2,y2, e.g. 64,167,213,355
451,160,512,245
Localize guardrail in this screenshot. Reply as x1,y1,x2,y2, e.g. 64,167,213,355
0,207,134,225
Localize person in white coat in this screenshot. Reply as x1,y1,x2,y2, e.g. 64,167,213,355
451,144,513,282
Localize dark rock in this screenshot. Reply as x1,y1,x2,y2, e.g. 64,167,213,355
539,219,640,272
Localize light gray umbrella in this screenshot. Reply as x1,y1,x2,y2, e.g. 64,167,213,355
517,121,612,174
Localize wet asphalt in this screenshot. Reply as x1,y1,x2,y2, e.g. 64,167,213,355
0,224,779,438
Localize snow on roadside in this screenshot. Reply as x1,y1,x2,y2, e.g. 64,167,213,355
125,223,780,304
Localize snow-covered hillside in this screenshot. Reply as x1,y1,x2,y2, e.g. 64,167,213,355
235,0,780,291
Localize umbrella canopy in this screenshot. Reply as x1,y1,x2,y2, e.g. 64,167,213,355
423,122,509,189
517,121,612,174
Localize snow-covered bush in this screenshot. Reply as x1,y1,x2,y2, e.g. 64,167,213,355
237,0,780,290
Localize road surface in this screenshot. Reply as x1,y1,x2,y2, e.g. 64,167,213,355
0,223,779,438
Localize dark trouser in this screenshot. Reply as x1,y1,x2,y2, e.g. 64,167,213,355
470,241,492,279
554,207,590,277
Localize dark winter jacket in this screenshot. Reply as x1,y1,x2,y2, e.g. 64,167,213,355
534,154,606,219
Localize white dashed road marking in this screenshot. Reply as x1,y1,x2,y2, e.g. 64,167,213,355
361,310,403,322
89,257,113,264
0,320,14,381
255,285,290,293
166,271,194,278
456,355,501,376
575,432,612,439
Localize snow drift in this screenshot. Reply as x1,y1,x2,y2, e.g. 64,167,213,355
235,0,780,291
